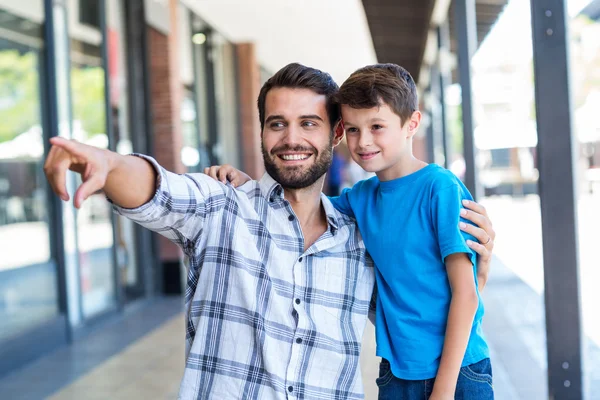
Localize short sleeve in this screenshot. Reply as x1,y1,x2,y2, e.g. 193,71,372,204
431,183,477,266
329,188,355,218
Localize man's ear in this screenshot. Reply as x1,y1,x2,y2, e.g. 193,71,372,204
333,119,345,146
406,111,422,138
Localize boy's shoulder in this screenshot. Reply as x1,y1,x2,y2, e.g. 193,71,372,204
346,175,380,196
422,165,467,195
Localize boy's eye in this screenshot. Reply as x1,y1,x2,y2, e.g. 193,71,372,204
372,124,384,131
346,127,358,133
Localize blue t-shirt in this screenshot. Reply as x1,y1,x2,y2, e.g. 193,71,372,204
330,164,489,380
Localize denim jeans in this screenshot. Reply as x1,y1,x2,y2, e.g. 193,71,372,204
376,358,494,400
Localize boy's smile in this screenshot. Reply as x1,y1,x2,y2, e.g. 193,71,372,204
357,151,381,161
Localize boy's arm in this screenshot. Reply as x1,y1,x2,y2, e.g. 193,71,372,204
430,253,479,399
328,188,355,218
430,183,480,399
201,165,359,219
204,164,253,187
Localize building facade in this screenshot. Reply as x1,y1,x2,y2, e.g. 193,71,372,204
0,0,264,377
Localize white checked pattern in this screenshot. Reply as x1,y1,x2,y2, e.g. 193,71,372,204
113,156,375,400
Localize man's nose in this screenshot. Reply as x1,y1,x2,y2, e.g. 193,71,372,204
282,125,302,145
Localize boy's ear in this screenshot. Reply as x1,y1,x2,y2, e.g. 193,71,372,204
333,119,345,146
406,111,422,138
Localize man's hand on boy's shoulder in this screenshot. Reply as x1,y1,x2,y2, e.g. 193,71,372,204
458,200,495,262
204,165,252,187
458,199,495,290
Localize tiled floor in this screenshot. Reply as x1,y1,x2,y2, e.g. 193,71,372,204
1,257,564,400
47,313,381,400
49,315,185,400
0,297,183,400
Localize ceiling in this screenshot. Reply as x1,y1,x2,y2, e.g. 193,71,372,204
361,0,509,84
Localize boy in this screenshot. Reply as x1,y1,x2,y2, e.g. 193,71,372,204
331,64,493,400
206,63,493,400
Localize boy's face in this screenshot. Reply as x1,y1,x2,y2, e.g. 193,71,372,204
261,87,343,189
342,103,419,181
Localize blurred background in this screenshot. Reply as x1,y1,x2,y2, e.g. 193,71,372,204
0,0,598,399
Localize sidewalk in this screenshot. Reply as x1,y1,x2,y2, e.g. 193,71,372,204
0,258,570,399
49,315,184,400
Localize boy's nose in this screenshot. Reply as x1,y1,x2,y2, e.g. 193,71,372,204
357,132,373,149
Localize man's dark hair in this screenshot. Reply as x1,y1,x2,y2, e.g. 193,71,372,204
335,63,418,125
258,63,340,131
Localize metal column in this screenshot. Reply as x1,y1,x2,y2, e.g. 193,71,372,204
438,23,452,169
454,0,481,200
530,1,583,399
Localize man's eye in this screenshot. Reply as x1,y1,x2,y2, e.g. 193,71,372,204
270,122,285,129
302,121,316,127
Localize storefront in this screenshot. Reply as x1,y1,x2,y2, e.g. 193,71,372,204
0,0,158,377
0,0,244,378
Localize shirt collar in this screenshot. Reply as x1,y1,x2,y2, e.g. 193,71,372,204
259,173,340,233
259,173,284,203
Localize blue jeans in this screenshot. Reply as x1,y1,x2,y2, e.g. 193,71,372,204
376,358,494,400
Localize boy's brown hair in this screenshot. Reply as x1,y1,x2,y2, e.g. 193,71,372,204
336,63,418,125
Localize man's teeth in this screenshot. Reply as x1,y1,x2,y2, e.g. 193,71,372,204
281,154,309,161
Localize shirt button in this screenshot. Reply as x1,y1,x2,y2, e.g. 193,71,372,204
298,257,303,262
295,298,301,305
288,386,294,393
296,338,302,344
288,215,295,221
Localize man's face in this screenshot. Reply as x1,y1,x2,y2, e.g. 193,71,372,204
261,88,340,189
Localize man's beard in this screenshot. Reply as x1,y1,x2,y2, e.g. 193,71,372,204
262,140,333,190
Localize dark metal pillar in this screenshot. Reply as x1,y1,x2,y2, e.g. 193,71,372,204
438,23,452,169
530,1,583,399
454,0,481,200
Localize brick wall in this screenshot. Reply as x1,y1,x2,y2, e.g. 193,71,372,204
236,43,264,179
147,26,183,263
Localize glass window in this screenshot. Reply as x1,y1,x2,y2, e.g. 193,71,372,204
190,12,213,171
569,1,600,397
0,4,59,342
212,34,241,168
70,2,116,318
107,0,141,301
180,6,202,172
460,2,549,397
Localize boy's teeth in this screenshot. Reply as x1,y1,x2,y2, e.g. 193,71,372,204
281,154,309,161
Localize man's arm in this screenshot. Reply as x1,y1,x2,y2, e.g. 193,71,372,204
44,137,156,209
44,137,227,253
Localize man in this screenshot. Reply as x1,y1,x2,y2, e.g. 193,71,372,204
44,63,495,399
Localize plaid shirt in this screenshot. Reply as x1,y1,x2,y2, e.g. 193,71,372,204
114,156,375,400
